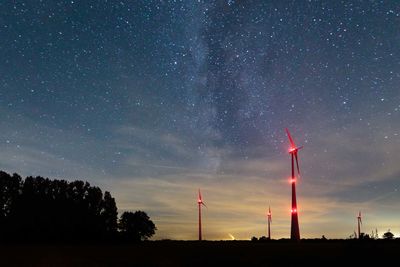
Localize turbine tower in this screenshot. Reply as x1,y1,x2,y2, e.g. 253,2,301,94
357,211,362,239
267,206,272,239
286,128,303,241
198,189,206,241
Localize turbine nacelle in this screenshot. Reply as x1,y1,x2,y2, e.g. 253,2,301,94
286,128,303,154
267,206,272,222
286,128,302,177
198,189,206,207
288,146,303,154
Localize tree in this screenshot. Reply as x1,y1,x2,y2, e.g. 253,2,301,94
348,232,357,239
0,172,21,219
119,211,156,241
0,170,121,242
0,170,157,243
101,191,118,234
0,172,22,239
383,230,394,240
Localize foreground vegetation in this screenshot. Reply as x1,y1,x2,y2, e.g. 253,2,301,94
0,240,399,266
0,171,156,242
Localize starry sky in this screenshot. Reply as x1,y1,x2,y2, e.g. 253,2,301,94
1,0,400,240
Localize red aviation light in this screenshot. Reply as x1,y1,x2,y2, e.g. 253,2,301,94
289,178,296,184
291,208,297,213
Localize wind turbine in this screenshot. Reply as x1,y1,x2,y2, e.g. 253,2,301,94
198,189,206,241
267,206,272,239
357,211,362,239
286,128,303,241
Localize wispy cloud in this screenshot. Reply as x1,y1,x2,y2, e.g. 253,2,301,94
2,107,400,240
107,118,400,240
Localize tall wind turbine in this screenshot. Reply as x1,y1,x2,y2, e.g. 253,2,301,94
198,189,206,241
267,206,272,239
357,211,362,239
286,128,303,241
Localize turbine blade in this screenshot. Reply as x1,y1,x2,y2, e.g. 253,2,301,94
295,153,301,176
202,202,207,208
198,189,202,201
285,128,296,148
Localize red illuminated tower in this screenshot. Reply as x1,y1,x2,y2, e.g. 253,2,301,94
267,206,272,239
198,189,206,241
286,128,302,241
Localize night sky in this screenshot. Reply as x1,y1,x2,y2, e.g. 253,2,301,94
1,1,400,240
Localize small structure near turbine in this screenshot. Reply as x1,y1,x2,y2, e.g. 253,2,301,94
357,211,362,239
198,189,206,241
286,128,303,241
267,206,272,239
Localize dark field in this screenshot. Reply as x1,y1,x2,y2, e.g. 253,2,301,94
1,240,398,267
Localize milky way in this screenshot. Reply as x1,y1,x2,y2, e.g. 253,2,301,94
1,1,400,239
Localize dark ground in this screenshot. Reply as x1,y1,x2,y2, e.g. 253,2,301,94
0,240,398,267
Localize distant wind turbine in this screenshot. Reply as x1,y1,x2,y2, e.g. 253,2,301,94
198,189,206,241
357,211,362,239
267,206,272,239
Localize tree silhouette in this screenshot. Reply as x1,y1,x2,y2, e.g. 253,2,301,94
359,233,370,240
383,231,394,240
0,172,22,239
101,191,118,234
251,236,258,242
0,170,160,243
0,170,125,242
119,211,156,241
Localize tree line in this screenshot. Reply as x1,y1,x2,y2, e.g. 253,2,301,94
0,171,156,242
